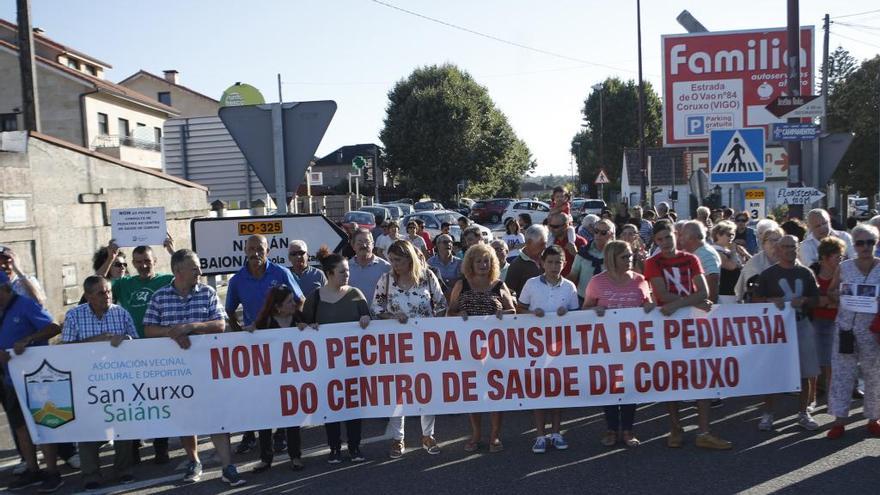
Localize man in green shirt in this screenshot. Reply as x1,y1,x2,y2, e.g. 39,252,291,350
111,242,173,464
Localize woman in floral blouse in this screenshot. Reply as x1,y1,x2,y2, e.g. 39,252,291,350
371,239,448,459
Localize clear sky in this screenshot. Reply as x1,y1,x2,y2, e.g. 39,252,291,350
3,1,879,177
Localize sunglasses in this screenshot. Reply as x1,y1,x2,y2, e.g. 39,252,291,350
595,229,611,236
548,223,565,229
735,218,748,223
289,251,307,257
855,239,877,248
113,262,127,268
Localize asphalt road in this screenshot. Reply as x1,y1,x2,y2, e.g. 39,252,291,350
2,394,879,495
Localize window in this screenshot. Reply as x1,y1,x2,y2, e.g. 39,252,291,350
513,202,527,210
97,113,108,135
136,122,146,128
85,65,97,76
66,58,80,70
154,127,162,144
1,113,18,131
157,92,171,106
117,118,129,137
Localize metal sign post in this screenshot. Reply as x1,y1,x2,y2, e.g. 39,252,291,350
271,103,287,215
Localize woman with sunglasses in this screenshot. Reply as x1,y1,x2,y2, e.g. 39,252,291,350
250,284,306,472
584,240,654,447
404,221,429,257
826,224,880,439
733,213,759,255
567,219,614,305
711,220,750,304
371,240,448,458
447,243,516,453
299,248,371,463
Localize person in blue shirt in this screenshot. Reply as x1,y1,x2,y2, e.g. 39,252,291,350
287,240,326,298
0,271,64,492
226,235,303,331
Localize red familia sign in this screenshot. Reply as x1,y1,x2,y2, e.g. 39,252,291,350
662,26,814,147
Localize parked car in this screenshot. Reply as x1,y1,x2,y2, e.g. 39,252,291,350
342,210,376,231
470,198,514,224
403,211,492,244
580,199,607,217
359,205,391,226
375,203,403,220
501,200,551,226
571,198,587,223
390,202,415,215
415,200,445,211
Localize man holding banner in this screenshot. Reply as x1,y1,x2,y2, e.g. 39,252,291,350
62,276,139,490
144,249,245,487
644,220,731,450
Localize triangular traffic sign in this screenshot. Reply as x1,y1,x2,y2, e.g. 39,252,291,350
594,169,610,184
709,128,765,184
219,101,336,196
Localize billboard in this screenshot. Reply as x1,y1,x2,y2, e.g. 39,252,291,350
662,26,814,147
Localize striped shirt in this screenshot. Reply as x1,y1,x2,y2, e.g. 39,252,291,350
62,304,138,343
143,283,225,327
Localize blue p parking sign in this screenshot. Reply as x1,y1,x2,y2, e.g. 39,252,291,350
709,128,765,184
687,116,705,136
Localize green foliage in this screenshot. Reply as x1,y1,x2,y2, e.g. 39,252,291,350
819,46,858,97
571,77,662,193
379,64,534,201
827,55,879,199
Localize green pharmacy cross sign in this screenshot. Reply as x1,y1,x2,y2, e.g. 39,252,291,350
352,155,366,170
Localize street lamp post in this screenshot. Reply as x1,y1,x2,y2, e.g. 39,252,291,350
591,83,604,176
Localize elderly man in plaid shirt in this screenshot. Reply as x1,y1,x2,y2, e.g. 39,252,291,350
143,249,245,487
62,275,138,490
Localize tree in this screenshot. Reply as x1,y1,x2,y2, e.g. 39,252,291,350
571,77,662,195
827,55,879,200
819,46,857,97
380,64,534,201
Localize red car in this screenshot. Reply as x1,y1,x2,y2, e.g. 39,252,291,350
341,211,376,232
469,198,513,224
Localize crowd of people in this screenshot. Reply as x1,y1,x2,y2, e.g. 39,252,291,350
1,194,880,491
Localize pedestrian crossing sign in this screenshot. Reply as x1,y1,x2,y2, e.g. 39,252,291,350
709,128,765,184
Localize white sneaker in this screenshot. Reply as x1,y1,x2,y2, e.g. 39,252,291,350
806,401,817,414
758,413,774,431
798,412,819,431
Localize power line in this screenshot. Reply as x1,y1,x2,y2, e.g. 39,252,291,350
835,23,880,39
830,29,880,49
370,0,651,76
831,8,880,19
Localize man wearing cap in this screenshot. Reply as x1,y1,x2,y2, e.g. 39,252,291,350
0,270,63,492
0,245,46,306
288,240,326,298
62,276,139,490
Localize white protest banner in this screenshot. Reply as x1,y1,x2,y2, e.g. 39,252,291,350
111,207,166,247
9,304,799,444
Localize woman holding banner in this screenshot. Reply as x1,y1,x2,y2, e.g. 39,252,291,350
251,285,306,473
300,248,371,464
447,243,516,453
372,240,448,458
583,240,654,447
517,245,580,454
826,224,880,439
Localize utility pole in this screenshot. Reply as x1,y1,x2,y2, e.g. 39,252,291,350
636,0,648,207
16,0,40,131
820,13,831,214
786,0,803,219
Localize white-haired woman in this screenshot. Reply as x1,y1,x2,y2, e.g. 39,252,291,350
578,214,600,241
735,226,784,302
826,224,880,439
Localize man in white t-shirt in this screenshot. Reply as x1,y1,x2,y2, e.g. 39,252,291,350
375,221,402,258
679,221,721,303
799,208,856,266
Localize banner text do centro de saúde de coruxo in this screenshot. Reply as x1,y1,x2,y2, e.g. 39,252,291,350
9,304,800,443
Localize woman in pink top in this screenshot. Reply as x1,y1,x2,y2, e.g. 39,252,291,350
583,240,654,447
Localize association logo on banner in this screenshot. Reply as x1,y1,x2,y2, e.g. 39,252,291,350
25,360,75,428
